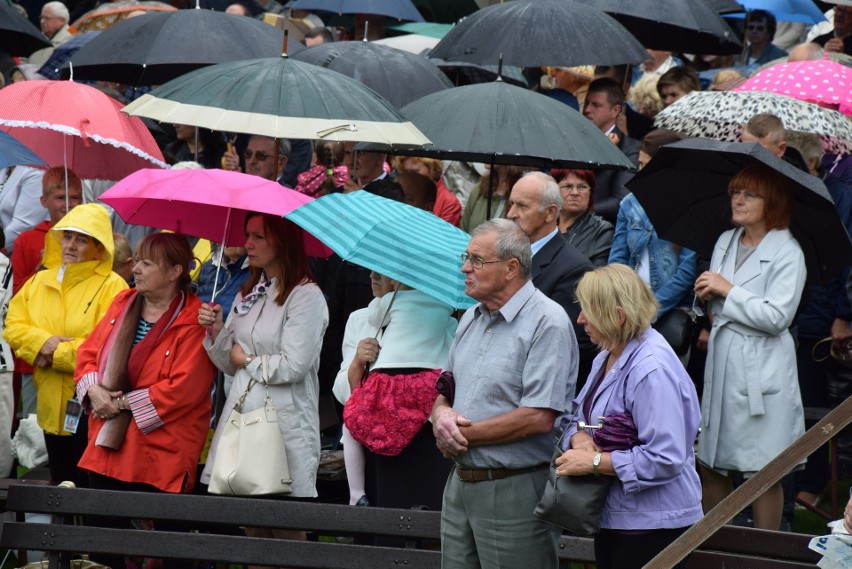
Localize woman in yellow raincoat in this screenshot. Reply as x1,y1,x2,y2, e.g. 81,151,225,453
4,203,127,485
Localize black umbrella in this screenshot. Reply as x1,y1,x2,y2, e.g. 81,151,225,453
64,8,304,85
430,58,529,88
626,138,852,286
287,0,424,22
291,41,452,109
428,0,649,68
0,2,51,56
573,0,742,55
708,0,745,14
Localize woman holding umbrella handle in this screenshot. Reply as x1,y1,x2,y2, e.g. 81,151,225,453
693,163,806,530
556,264,702,569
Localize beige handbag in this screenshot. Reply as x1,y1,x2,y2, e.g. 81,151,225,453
208,356,293,496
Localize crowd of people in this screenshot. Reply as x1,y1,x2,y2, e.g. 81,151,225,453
1,1,852,568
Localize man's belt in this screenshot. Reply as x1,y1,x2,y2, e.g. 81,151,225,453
455,463,547,483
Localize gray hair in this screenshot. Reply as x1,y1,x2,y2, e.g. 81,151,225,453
42,1,69,21
171,160,204,170
784,130,823,164
521,171,562,212
471,218,532,279
249,135,291,158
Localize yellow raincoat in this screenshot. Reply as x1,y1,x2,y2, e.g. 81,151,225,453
4,204,128,435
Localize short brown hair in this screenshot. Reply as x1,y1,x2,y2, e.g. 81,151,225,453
656,67,700,98
135,233,194,292
551,169,596,211
745,113,785,146
728,164,793,230
42,167,82,197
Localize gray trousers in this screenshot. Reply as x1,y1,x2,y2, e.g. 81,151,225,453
440,468,560,569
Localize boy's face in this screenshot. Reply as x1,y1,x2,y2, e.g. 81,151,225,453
42,185,83,225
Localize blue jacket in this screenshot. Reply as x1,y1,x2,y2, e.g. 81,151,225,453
561,328,704,530
608,194,698,317
195,255,251,317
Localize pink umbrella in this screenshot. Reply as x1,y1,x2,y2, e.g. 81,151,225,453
0,80,166,180
734,55,852,116
99,168,333,256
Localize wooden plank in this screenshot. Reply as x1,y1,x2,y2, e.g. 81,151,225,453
701,526,819,562
5,486,441,539
646,395,852,568
0,524,442,569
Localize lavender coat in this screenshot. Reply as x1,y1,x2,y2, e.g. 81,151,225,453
562,328,703,530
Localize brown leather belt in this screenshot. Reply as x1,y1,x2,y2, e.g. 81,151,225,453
455,464,546,483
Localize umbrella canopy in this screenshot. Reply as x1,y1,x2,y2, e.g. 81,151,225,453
732,0,826,23
65,8,301,85
0,131,47,169
0,2,51,56
626,138,852,285
653,90,852,156
123,55,431,145
410,0,478,23
0,81,166,180
734,56,852,115
573,0,742,55
394,80,635,170
70,0,176,32
372,33,439,54
708,0,746,13
285,190,474,309
291,41,452,109
99,168,331,257
287,0,424,22
429,0,649,68
37,31,100,80
430,58,529,87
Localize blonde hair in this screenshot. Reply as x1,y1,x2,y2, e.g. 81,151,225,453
628,73,663,117
575,264,658,351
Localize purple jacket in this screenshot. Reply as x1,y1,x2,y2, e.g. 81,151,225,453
562,328,703,530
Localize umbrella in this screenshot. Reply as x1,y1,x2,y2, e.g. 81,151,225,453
292,41,452,108
730,0,826,23
386,22,453,38
708,0,746,14
286,0,425,22
0,131,47,169
372,33,439,54
65,8,302,85
285,190,474,309
394,80,635,170
70,0,176,32
0,2,51,56
626,138,852,285
429,0,649,68
99,168,332,256
733,56,852,115
409,0,478,23
572,0,742,55
36,31,100,80
430,58,529,87
123,55,430,145
0,81,166,181
653,90,852,156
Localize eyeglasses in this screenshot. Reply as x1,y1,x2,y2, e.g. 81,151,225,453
729,189,764,201
747,24,766,31
559,183,591,193
460,252,508,270
244,150,272,161
40,14,63,20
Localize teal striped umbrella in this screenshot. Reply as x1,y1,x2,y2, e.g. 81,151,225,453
285,191,475,309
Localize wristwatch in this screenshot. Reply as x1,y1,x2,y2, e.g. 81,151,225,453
244,355,255,369
592,452,602,475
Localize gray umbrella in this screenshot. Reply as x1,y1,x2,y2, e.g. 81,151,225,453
429,0,648,68
627,138,852,286
0,2,51,56
292,41,452,109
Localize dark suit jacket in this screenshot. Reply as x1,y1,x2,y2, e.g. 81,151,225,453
593,125,640,225
532,232,596,386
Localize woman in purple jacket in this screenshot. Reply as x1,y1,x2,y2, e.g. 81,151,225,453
556,264,703,569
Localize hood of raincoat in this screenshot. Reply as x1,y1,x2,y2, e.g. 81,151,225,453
43,203,115,274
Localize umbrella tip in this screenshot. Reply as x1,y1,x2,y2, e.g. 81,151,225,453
496,54,503,82
282,29,289,58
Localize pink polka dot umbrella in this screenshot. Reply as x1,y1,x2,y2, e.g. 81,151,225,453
734,55,852,116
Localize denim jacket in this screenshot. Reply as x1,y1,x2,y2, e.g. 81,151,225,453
608,194,697,317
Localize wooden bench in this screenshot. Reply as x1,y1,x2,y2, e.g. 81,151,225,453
0,484,821,568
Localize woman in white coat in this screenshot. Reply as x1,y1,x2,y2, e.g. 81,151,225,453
694,164,806,530
199,213,328,543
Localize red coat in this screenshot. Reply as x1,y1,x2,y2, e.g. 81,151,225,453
433,180,462,227
75,289,215,493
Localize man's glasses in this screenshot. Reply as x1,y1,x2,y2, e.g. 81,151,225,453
747,24,766,31
244,150,272,161
559,183,591,193
460,252,508,270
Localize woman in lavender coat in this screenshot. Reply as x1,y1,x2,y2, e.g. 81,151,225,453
556,264,703,569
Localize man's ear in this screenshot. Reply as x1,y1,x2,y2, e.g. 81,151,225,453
505,257,520,280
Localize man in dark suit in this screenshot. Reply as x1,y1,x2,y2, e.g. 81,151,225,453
582,77,641,224
507,172,596,386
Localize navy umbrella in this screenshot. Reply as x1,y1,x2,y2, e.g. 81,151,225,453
64,8,303,85
0,131,47,169
627,138,852,286
429,0,648,68
292,41,452,109
0,2,51,56
37,31,100,80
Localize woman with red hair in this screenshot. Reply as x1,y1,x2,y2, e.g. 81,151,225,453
552,169,613,266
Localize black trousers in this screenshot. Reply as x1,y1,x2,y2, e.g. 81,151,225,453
43,417,89,487
595,527,690,569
